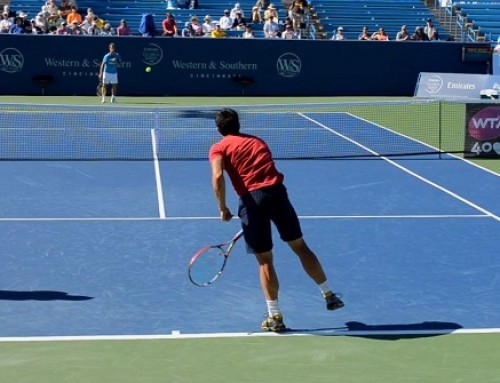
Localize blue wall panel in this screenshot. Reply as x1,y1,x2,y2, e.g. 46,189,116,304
0,35,490,96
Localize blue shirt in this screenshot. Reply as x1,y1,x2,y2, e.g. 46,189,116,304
102,52,122,74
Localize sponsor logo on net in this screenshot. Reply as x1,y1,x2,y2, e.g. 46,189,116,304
0,48,24,74
277,53,301,78
469,106,500,156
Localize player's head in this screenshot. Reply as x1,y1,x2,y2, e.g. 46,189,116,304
215,108,240,136
109,42,116,52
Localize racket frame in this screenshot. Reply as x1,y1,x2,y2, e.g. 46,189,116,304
96,81,103,96
188,229,243,287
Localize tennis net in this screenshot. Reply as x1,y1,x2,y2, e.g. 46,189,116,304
0,100,466,160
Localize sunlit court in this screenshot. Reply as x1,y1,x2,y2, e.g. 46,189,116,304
0,100,499,382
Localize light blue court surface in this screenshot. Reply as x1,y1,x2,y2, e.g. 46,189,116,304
0,155,498,337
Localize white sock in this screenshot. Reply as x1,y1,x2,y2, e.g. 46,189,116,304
266,300,280,317
318,281,332,296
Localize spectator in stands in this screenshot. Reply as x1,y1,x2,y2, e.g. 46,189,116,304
162,13,177,37
219,9,233,30
264,4,278,22
0,12,13,33
66,6,82,25
117,19,131,36
188,0,199,10
255,0,270,11
263,14,279,38
85,8,102,30
371,28,389,41
181,21,193,37
331,26,346,40
251,6,262,23
46,0,59,21
101,22,115,36
86,19,101,35
49,10,66,29
55,20,68,34
9,17,26,34
282,16,293,32
289,0,307,34
189,16,204,36
69,20,83,34
24,19,35,34
242,24,255,38
282,24,295,39
33,13,49,33
230,3,245,20
424,18,438,41
59,0,73,18
202,15,215,34
3,5,16,19
232,11,246,30
396,25,410,41
211,23,227,38
17,11,31,29
80,14,96,34
29,18,43,34
411,26,429,41
358,26,370,40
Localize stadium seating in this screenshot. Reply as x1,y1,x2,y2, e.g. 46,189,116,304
6,0,450,41
442,0,500,43
309,0,447,40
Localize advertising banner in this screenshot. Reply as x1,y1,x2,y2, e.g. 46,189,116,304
415,72,500,99
464,104,500,159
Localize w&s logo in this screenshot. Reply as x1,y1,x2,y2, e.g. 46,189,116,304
0,48,24,73
276,53,301,78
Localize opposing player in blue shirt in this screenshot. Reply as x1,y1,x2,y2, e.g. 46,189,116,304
98,43,122,103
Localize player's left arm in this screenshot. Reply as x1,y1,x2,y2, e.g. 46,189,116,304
211,157,232,221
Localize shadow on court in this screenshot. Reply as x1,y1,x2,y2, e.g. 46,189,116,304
342,320,463,340
0,290,94,301
282,321,463,340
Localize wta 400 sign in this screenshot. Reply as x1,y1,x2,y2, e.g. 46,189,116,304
465,104,500,158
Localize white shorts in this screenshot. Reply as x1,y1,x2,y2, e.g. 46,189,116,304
103,72,118,85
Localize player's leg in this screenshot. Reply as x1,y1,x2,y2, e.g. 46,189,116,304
101,74,108,103
110,75,118,102
239,191,286,332
271,183,345,311
255,250,285,331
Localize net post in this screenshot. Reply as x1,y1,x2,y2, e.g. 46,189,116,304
438,100,443,160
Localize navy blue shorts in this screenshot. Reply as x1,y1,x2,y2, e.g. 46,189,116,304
238,183,302,254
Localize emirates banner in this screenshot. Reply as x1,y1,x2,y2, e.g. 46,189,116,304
464,104,500,159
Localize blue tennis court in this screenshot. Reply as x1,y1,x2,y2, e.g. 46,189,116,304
0,105,499,339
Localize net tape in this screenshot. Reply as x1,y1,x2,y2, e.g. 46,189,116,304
0,100,466,160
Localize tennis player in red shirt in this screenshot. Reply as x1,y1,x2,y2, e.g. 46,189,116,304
209,108,344,332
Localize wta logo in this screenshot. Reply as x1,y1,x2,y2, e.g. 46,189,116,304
276,53,301,78
0,48,24,73
469,107,500,140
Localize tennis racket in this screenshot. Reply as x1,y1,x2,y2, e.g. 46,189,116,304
188,229,244,287
96,80,103,96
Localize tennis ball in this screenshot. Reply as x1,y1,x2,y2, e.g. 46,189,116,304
145,66,152,73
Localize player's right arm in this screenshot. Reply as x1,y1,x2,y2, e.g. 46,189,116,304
211,157,232,221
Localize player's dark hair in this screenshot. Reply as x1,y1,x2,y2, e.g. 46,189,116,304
215,108,240,136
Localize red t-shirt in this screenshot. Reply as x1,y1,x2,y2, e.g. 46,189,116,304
209,134,284,196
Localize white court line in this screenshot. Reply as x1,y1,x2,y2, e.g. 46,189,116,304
0,214,490,222
150,128,166,219
344,112,500,178
1,327,500,343
299,113,500,223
